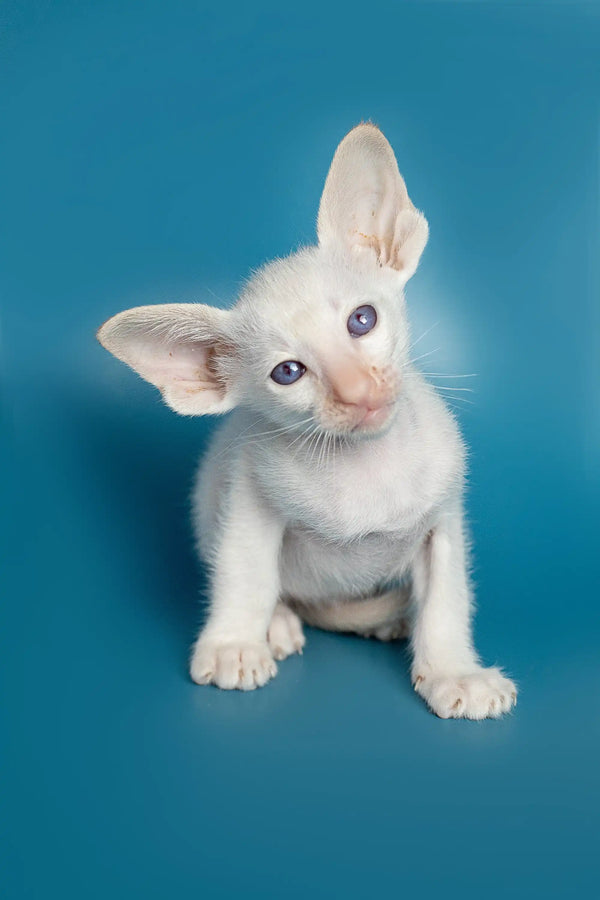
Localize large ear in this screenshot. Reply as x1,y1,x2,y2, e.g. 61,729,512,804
97,304,236,415
317,123,429,283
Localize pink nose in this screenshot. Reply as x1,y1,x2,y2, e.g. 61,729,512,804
327,361,389,411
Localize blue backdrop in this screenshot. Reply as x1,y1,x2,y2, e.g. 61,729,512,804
2,2,599,897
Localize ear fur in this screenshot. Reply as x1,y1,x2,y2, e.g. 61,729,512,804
317,123,429,283
97,304,235,415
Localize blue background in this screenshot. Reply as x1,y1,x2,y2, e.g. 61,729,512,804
2,1,599,897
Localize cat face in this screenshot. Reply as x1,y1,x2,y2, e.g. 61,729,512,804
97,124,428,437
228,249,409,436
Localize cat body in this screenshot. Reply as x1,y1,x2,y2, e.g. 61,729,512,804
195,373,462,606
98,125,517,718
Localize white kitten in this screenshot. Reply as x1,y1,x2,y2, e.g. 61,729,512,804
98,124,517,719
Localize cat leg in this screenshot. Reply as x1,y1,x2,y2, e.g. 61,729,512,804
190,468,283,691
293,588,410,641
410,509,517,719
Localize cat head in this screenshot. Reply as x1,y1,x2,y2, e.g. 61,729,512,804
97,123,428,436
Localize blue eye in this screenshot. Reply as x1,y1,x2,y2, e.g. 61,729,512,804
270,360,306,385
347,305,377,337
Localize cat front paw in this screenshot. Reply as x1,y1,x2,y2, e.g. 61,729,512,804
412,665,517,720
190,639,277,690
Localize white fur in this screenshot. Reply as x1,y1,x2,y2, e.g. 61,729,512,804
98,124,517,719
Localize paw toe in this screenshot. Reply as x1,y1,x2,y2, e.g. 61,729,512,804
190,640,277,690
413,666,517,720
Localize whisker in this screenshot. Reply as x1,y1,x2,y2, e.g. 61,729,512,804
446,399,474,413
409,347,440,366
410,320,440,351
294,423,321,462
247,415,315,441
430,385,474,393
315,429,328,468
436,392,474,405
210,417,263,460
404,372,478,379
318,431,331,470
290,421,320,454
308,428,324,467
215,415,317,460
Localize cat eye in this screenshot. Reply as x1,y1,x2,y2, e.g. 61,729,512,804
347,305,377,337
270,360,306,385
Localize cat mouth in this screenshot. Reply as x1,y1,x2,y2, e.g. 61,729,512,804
351,401,396,432
317,398,397,436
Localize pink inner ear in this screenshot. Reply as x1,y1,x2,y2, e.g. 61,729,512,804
162,342,211,383
166,379,225,406
133,337,231,415
98,302,235,416
128,338,216,389
317,125,427,280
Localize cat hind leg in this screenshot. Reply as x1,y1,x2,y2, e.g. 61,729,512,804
267,602,306,660
292,588,410,641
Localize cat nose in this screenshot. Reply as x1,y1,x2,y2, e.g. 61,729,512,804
327,362,388,410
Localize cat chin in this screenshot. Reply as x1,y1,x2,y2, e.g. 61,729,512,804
351,401,398,435
356,405,394,429
316,404,397,439
352,421,395,440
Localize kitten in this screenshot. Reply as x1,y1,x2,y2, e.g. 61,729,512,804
98,124,517,719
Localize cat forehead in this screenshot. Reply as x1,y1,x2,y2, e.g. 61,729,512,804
237,248,398,328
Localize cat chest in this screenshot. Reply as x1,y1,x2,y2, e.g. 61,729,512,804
270,460,437,540
279,516,431,601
